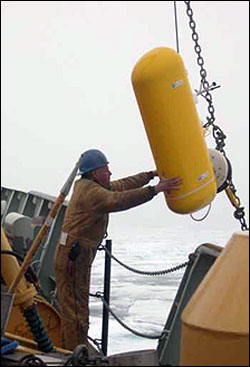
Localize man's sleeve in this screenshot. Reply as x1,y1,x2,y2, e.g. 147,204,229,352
89,184,156,214
110,171,155,191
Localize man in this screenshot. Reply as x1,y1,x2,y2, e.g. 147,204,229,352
54,149,182,351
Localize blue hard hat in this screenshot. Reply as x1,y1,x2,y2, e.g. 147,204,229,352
78,149,109,175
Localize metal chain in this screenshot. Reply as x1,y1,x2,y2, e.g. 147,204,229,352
87,336,104,356
184,1,249,231
184,1,227,153
92,292,165,340
228,182,249,231
184,1,216,128
99,245,194,276
90,248,196,340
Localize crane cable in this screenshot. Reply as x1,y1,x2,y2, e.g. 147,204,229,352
173,1,180,53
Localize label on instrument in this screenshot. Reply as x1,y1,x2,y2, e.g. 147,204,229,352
198,171,209,181
172,79,184,88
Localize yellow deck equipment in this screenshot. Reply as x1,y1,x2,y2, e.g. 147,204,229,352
181,231,249,366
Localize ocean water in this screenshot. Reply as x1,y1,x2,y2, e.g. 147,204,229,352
89,225,233,356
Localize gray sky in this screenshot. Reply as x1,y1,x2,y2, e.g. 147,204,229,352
1,1,249,231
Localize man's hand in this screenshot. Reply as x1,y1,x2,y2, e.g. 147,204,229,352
154,176,183,196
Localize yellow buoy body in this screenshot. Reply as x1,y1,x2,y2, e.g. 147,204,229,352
180,231,249,366
132,47,217,214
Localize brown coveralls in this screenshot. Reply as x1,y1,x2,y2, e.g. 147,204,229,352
53,171,156,350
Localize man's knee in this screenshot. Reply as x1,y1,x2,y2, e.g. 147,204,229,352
61,316,89,350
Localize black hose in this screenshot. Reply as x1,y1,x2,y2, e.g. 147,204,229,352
1,250,54,353
1,249,24,262
1,250,39,286
23,304,54,353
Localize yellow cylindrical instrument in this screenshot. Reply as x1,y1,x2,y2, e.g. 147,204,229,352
132,47,217,214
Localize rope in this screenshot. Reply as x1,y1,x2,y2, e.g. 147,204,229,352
98,245,193,276
190,203,212,222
